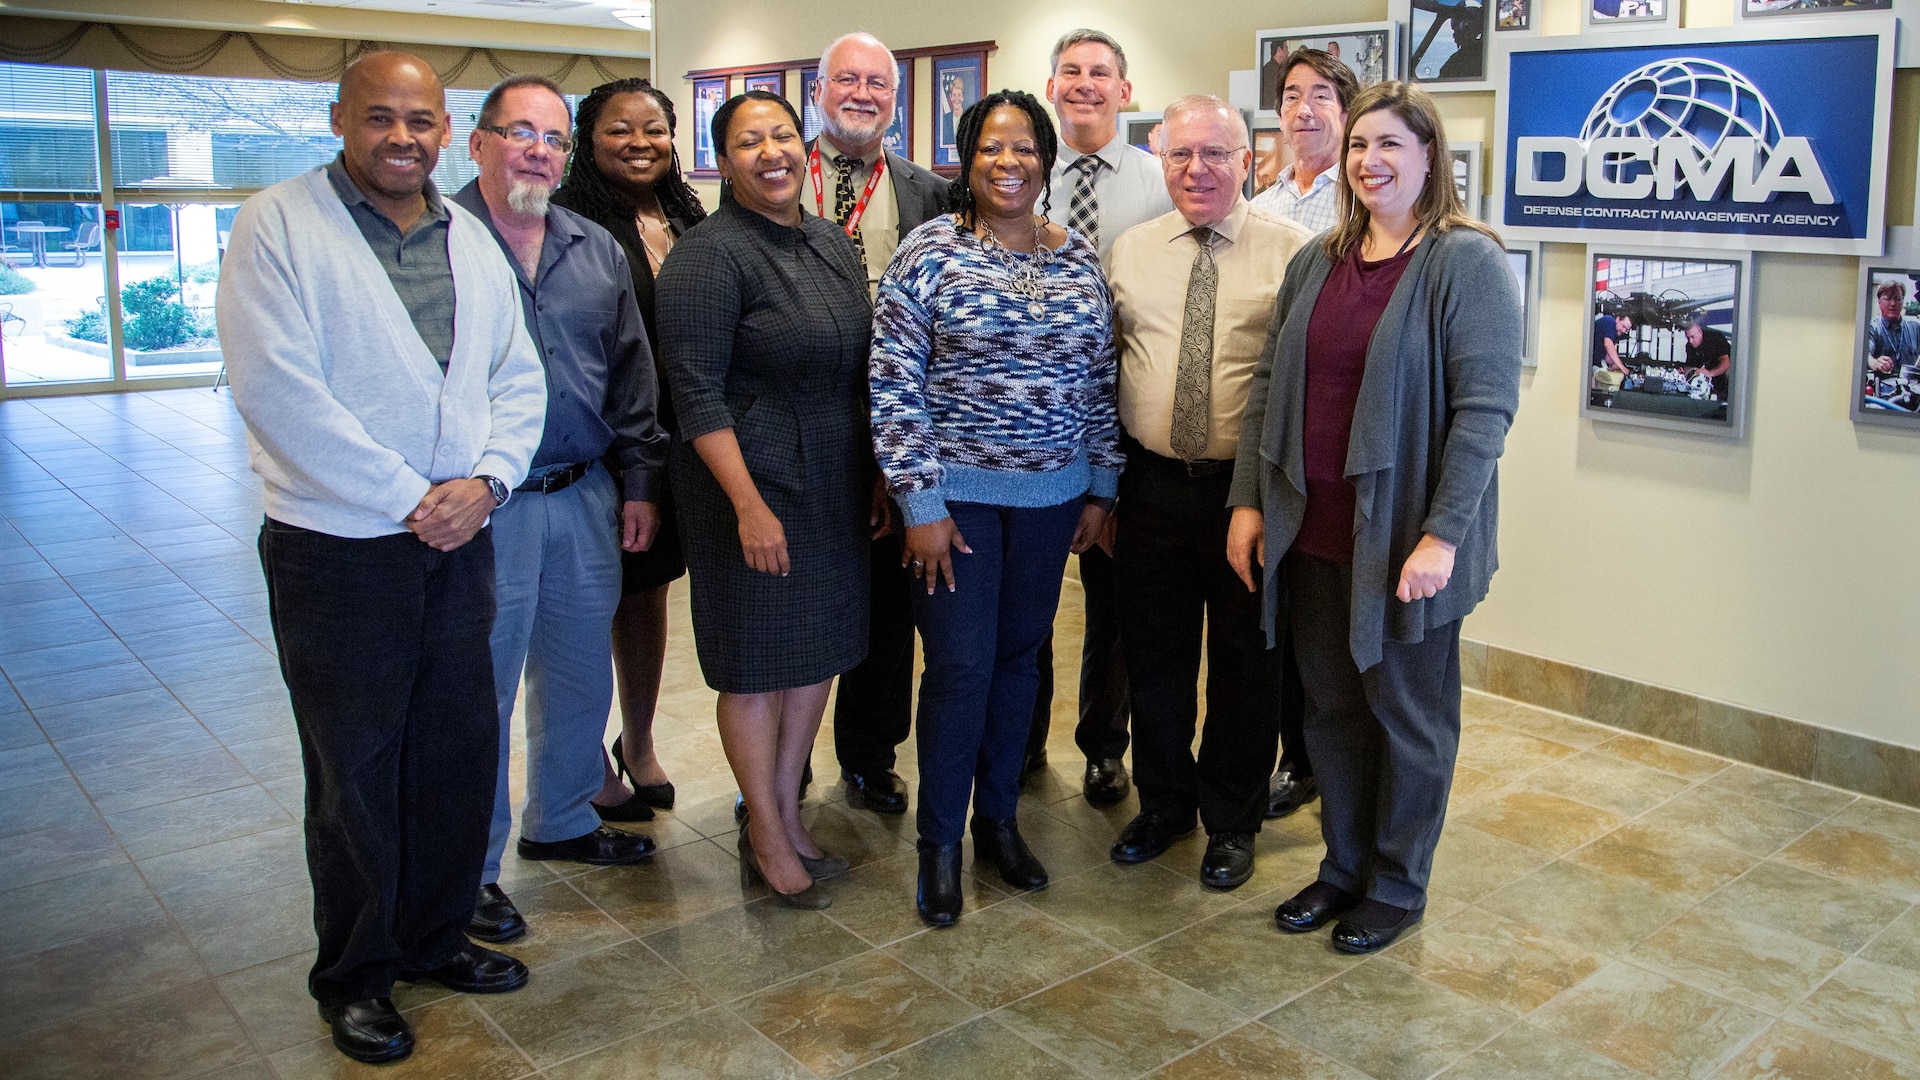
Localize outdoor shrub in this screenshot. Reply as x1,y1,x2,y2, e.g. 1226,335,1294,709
120,277,194,351
0,264,34,295
64,305,107,343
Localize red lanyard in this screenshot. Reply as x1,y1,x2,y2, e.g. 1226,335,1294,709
809,147,886,236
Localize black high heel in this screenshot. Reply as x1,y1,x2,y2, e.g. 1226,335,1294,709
611,734,675,809
738,830,831,909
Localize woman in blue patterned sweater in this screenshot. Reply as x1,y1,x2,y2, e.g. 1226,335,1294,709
870,90,1123,927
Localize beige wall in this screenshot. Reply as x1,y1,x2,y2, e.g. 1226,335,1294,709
658,0,1920,751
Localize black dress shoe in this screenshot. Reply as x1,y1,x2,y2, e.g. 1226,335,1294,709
1110,810,1194,864
1275,880,1360,933
1022,747,1049,775
1331,898,1424,954
916,839,963,927
610,734,675,809
319,998,413,1064
843,768,909,814
1083,757,1131,806
517,824,655,865
1264,770,1319,819
466,883,526,944
971,816,1048,890
591,793,655,823
399,941,530,994
1200,832,1256,891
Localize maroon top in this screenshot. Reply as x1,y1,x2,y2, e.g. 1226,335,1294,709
1295,242,1417,562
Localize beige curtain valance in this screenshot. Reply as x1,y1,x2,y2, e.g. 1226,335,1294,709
0,14,648,92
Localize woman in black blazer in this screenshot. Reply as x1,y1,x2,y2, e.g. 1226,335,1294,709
553,78,707,821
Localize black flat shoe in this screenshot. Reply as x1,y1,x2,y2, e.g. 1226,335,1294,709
916,839,963,927
399,942,529,994
1331,899,1424,954
1264,770,1319,819
1275,880,1359,933
611,734,675,809
971,816,1048,891
319,998,412,1064
843,768,909,814
591,792,655,822
1200,832,1256,891
466,883,526,944
518,824,655,865
1110,810,1194,864
1083,757,1131,806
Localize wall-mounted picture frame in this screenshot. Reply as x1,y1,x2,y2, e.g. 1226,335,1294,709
1497,0,1535,31
881,59,913,158
932,53,986,175
1505,241,1541,367
742,71,783,96
1741,0,1892,17
1583,247,1752,437
691,76,728,177
799,69,823,143
1123,111,1165,156
1852,225,1920,427
1255,22,1396,117
1395,0,1496,91
1449,140,1483,219
1249,115,1287,199
1588,0,1675,30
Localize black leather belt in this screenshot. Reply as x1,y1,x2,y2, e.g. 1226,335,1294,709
1123,434,1228,478
515,460,592,493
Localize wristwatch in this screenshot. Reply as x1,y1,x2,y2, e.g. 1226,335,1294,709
479,475,509,508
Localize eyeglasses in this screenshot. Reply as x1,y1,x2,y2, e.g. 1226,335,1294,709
828,74,894,93
479,124,573,154
1160,146,1247,168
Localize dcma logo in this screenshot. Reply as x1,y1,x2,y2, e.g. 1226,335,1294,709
1514,58,1835,204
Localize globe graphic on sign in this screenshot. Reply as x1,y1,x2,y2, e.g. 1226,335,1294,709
1579,58,1784,182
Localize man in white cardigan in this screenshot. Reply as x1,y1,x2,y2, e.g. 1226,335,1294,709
218,52,546,1066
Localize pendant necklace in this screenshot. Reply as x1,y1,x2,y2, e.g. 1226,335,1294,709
980,220,1053,320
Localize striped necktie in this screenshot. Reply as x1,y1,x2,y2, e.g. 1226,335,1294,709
1169,227,1218,461
1067,155,1104,249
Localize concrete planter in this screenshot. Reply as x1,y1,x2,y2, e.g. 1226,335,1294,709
49,334,222,367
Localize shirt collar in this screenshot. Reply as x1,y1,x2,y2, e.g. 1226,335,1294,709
325,152,448,225
1168,196,1249,247
817,134,882,170
1276,161,1339,195
1059,131,1129,172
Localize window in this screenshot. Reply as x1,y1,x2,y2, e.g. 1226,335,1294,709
106,71,341,192
0,62,99,191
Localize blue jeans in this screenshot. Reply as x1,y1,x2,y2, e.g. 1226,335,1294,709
483,462,624,880
912,499,1082,845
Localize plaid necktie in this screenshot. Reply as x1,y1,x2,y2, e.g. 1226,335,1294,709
832,154,867,276
1067,155,1103,249
1169,228,1218,461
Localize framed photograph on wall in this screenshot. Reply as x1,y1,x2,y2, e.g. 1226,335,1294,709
799,69,823,143
1254,22,1396,117
1394,0,1496,90
691,76,728,177
1582,247,1752,437
881,59,913,158
1249,116,1289,200
742,71,783,96
1496,0,1535,31
1449,141,1482,218
1505,241,1541,367
1741,0,1892,17
1852,226,1920,427
932,53,986,175
1123,111,1165,155
1588,0,1675,30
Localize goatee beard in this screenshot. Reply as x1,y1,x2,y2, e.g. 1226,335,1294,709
506,180,552,215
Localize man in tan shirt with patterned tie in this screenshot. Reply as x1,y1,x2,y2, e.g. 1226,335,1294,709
1103,94,1314,892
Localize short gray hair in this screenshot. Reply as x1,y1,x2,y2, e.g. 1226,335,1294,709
1161,94,1246,146
817,32,898,86
1050,28,1128,80
478,74,566,130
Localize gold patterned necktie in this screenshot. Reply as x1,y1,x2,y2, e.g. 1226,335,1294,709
832,154,867,276
1169,227,1217,462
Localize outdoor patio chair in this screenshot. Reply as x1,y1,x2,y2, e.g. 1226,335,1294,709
1,302,22,342
59,222,103,266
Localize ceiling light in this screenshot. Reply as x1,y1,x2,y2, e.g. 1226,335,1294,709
609,4,650,28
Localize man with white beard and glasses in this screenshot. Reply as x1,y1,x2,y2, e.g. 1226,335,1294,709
451,74,669,944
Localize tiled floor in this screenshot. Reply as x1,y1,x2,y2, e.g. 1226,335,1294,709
3,389,1919,1080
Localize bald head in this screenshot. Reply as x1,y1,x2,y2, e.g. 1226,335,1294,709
330,50,450,225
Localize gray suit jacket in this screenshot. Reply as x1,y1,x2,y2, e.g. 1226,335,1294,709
884,149,950,234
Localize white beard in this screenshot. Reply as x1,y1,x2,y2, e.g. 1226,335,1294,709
824,110,888,149
506,180,552,215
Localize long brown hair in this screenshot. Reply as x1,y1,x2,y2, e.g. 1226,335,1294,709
1324,81,1500,260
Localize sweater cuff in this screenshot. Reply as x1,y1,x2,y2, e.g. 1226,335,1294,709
377,469,434,526
1420,507,1470,549
899,487,950,529
472,452,528,494
1088,465,1120,501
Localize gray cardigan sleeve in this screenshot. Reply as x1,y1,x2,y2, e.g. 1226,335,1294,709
1420,234,1522,547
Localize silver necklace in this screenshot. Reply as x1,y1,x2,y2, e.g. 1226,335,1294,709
979,220,1053,320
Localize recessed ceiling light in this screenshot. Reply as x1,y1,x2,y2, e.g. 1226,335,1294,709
609,5,650,28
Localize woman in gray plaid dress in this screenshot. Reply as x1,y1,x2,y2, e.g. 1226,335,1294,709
656,91,871,907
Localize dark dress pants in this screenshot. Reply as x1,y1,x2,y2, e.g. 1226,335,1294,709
259,518,499,1008
1115,455,1280,835
1027,546,1131,761
834,530,915,773
914,500,1081,845
1285,552,1461,910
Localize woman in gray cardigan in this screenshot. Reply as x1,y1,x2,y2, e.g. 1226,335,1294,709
1226,82,1521,954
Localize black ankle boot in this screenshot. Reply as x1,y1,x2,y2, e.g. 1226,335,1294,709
916,840,963,928
970,816,1048,890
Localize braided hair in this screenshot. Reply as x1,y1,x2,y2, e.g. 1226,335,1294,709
947,89,1058,231
561,78,706,229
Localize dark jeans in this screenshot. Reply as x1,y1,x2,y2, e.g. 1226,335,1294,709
834,529,915,774
259,518,499,1007
1115,453,1279,835
914,499,1081,845
1286,552,1461,910
1027,546,1131,762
